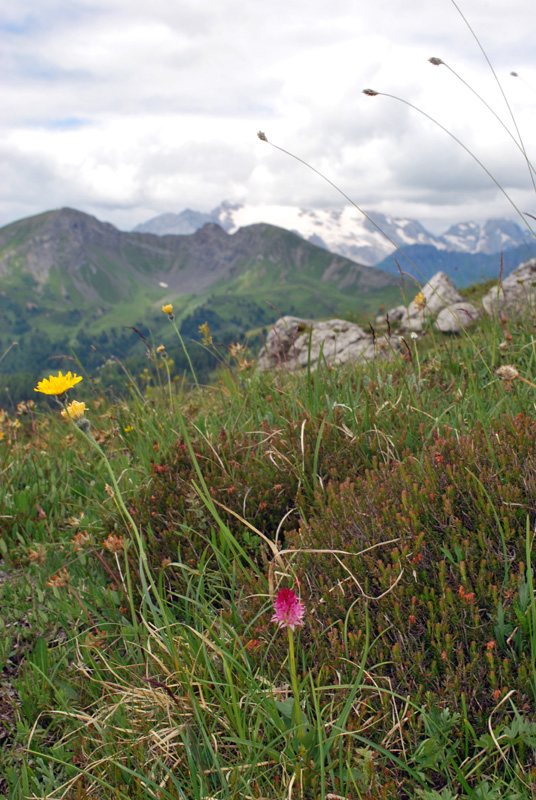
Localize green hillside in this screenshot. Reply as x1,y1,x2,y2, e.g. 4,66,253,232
2,287,536,798
0,208,403,400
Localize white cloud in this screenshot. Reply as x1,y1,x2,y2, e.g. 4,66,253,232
1,0,535,233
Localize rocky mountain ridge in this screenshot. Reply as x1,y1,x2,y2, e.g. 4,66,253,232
133,201,535,267
0,207,404,397
0,207,400,306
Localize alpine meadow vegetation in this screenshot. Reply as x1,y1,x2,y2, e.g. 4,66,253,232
3,302,536,799
2,5,536,799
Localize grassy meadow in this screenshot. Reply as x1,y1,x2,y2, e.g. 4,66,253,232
2,289,536,800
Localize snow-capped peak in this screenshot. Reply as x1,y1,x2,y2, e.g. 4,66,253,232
133,203,534,266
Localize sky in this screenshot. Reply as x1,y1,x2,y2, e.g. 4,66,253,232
2,0,536,235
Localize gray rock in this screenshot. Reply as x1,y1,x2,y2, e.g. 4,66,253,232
421,271,464,315
257,316,390,372
379,271,477,333
481,257,536,316
375,304,405,325
434,302,480,333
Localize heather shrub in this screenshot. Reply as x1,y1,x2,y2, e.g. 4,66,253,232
125,391,536,724
247,413,536,744
62,312,536,797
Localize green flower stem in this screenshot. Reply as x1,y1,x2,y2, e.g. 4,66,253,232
162,358,174,405
169,317,199,389
412,338,422,384
62,402,165,628
287,628,305,741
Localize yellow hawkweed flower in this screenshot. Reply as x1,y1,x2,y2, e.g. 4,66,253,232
413,292,426,311
61,400,87,421
161,304,173,315
34,370,83,396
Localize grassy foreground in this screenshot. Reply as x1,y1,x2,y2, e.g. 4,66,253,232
2,300,536,800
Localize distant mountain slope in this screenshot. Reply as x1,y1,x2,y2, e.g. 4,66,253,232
0,208,404,390
134,201,535,267
0,207,400,306
375,242,536,287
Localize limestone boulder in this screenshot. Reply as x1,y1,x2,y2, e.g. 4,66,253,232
434,302,480,333
378,271,477,333
481,258,536,316
257,316,389,372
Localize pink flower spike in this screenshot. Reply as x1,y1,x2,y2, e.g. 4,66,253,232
271,588,306,632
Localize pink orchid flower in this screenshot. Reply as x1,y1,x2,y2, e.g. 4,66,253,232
271,588,305,632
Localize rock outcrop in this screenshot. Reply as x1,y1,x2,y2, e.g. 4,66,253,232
377,271,478,333
481,257,536,316
257,260,536,372
434,302,479,333
257,316,390,372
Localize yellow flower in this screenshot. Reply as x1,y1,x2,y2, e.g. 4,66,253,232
34,370,83,396
61,400,87,420
413,292,426,311
162,304,173,315
71,529,92,550
237,358,255,371
198,321,212,345
16,400,35,415
28,544,46,564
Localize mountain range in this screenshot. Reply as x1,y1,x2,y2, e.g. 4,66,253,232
133,200,536,269
0,207,403,398
0,207,399,306
2,203,535,402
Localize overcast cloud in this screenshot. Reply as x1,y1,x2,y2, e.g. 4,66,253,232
2,0,535,234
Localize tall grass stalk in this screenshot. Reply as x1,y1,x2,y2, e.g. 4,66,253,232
165,308,200,389
362,89,535,237
63,402,160,627
449,0,536,194
428,57,536,191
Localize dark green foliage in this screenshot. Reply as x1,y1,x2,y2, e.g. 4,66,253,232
281,415,536,728
129,395,536,763
5,285,536,798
